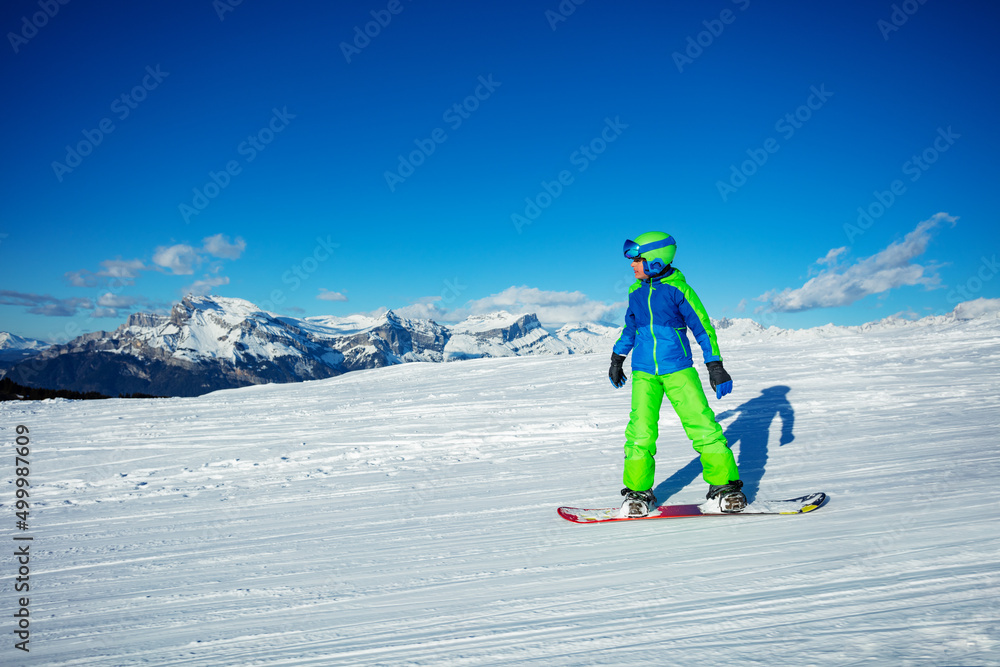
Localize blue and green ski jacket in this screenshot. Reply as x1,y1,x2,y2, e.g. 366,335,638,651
613,267,722,376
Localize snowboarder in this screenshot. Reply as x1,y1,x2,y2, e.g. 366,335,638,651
609,232,746,517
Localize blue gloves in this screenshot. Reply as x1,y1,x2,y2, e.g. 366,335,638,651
706,361,733,399
609,353,627,388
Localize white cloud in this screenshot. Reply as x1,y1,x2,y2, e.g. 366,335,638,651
153,243,200,275
184,275,229,296
451,286,624,324
813,246,848,273
888,308,921,320
0,290,92,317
202,234,246,259
66,233,243,295
64,270,95,287
758,212,957,313
66,258,147,287
97,292,137,308
317,289,348,302
100,258,147,280
394,297,452,321
67,233,242,289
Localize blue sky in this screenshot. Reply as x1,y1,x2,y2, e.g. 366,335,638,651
1,0,998,342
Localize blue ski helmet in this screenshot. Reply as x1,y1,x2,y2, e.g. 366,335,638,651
623,232,676,275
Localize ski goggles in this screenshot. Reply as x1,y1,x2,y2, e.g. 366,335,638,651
623,236,675,260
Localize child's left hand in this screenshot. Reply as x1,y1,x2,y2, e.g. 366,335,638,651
706,361,733,399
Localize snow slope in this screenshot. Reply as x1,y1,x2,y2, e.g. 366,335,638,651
2,313,999,665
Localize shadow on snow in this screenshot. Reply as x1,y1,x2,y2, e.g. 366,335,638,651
652,385,795,504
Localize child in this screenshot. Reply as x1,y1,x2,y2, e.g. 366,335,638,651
608,231,745,517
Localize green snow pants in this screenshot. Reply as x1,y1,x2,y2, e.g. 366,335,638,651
623,367,738,491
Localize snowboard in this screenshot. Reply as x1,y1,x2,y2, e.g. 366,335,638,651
557,492,826,524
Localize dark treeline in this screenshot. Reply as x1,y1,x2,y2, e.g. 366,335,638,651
0,377,162,401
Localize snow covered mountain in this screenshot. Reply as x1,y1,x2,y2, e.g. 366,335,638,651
552,321,622,354
2,296,619,397
714,297,1000,344
445,312,572,359
4,296,344,396
0,331,50,369
3,304,997,665
291,310,450,367
6,295,999,397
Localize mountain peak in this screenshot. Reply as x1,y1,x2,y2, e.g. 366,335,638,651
177,294,265,319
451,311,538,334
0,332,50,351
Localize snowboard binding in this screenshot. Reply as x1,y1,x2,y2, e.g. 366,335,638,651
706,480,747,513
620,487,657,518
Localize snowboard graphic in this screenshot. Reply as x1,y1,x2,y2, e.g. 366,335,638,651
557,492,826,524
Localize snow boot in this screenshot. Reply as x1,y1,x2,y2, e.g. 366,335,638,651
705,480,747,513
620,487,657,518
